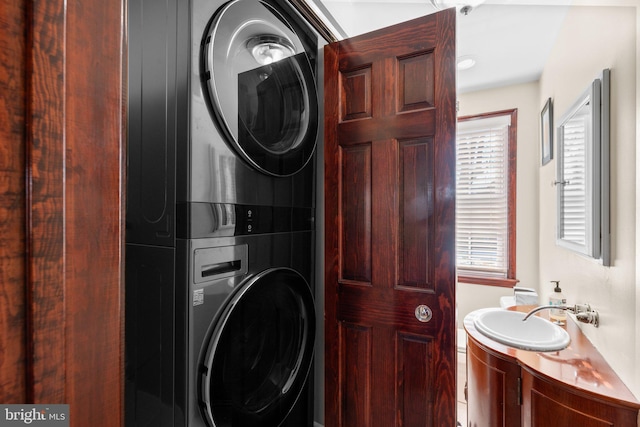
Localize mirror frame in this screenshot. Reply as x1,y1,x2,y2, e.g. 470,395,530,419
555,69,610,265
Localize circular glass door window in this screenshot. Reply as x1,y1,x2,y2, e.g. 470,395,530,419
200,268,315,427
202,0,318,176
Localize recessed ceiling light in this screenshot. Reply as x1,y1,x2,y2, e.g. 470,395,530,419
430,0,485,13
457,56,476,71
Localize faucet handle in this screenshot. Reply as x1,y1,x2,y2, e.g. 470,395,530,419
567,303,591,314
575,310,600,327
564,303,599,327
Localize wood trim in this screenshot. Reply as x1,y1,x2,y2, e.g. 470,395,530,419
457,109,518,287
27,0,67,403
323,40,341,427
63,0,125,422
0,0,28,404
507,109,518,280
24,0,126,424
457,275,519,288
287,0,340,43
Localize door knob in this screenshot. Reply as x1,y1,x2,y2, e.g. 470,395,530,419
415,305,432,323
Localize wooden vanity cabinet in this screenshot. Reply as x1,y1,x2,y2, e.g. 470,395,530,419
467,337,521,426
465,309,640,427
521,369,639,427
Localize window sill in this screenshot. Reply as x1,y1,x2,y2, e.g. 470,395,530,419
457,275,519,288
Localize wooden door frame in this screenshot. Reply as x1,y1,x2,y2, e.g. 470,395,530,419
1,0,126,424
1,0,28,403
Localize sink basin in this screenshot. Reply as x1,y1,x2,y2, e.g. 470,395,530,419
471,308,570,352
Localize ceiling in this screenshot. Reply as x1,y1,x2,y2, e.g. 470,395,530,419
312,0,574,93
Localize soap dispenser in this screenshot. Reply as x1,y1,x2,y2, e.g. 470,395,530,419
549,281,567,324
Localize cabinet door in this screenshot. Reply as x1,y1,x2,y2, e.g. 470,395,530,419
521,370,638,427
467,338,522,426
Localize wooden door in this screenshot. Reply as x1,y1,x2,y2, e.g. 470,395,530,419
324,8,457,427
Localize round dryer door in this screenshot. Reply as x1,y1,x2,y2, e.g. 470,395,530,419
202,0,318,177
200,267,315,427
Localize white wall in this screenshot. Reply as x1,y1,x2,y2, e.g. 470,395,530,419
635,0,640,408
457,3,640,401
538,5,638,397
456,81,541,324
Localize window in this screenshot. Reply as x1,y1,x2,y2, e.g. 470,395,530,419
456,109,517,287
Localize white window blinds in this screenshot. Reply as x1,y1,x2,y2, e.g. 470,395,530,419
456,115,511,279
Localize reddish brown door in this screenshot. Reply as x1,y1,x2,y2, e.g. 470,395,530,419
324,9,457,427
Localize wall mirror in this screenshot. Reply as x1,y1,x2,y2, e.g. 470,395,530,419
556,69,610,265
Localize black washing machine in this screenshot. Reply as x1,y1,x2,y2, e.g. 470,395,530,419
175,224,315,427
126,216,317,427
125,0,320,425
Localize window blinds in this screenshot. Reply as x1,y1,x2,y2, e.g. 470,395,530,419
456,115,511,278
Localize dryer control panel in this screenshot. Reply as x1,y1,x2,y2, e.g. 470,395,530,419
177,202,314,238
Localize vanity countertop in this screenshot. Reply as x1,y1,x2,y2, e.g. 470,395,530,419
464,305,640,410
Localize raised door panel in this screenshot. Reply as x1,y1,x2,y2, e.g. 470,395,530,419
337,325,438,427
399,138,434,289
396,332,435,426
339,323,373,427
340,144,372,283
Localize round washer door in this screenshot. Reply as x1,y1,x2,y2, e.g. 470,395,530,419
202,0,318,177
200,267,316,427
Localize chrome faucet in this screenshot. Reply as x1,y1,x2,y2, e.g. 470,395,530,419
522,303,599,327
522,304,573,321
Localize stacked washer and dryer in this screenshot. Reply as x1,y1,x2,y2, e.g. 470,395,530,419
125,0,320,426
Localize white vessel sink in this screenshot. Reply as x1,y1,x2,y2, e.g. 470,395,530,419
471,308,570,352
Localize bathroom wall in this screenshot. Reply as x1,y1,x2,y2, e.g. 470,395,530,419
457,4,640,400
635,2,640,408
457,81,541,323
538,5,638,397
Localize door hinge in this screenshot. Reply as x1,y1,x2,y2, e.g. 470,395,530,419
517,377,522,406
